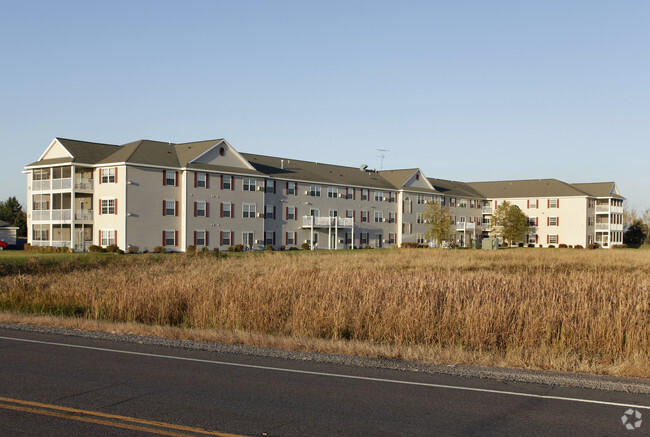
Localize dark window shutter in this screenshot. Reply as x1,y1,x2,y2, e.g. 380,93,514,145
285,181,289,194
273,182,276,194
162,231,165,246
273,206,276,219
98,230,101,245
206,203,210,218
194,202,197,217
114,199,118,214
231,231,234,245
220,203,223,218
206,231,209,247
175,230,178,246
162,200,166,216
194,173,197,188
206,174,210,189
99,170,102,184
163,170,166,186
115,167,118,183
175,171,179,187
273,232,276,246
527,200,529,208
547,199,550,208
231,177,234,191
175,201,179,217
194,231,197,246
536,235,538,243
220,175,224,189
557,217,559,226
220,231,224,246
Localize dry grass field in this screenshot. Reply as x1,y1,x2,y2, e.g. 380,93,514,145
1,248,648,377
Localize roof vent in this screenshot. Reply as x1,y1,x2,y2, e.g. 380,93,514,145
360,164,368,172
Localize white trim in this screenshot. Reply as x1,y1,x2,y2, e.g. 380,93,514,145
37,138,74,161
189,139,256,171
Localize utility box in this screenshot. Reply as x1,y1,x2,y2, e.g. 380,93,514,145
472,239,481,249
482,238,499,250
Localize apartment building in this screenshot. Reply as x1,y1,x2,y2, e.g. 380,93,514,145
24,138,624,251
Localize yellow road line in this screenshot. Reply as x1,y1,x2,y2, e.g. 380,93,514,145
0,396,245,437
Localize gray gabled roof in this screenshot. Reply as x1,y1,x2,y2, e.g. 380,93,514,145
466,179,590,198
571,182,623,198
97,140,181,167
428,178,485,198
241,153,398,189
176,139,225,167
26,138,120,167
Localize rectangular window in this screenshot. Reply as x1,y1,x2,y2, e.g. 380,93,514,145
287,206,296,220
242,203,256,218
549,217,558,226
164,230,176,246
221,231,232,246
388,212,395,223
265,205,275,219
388,233,395,244
458,199,468,208
328,186,338,198
374,211,383,223
529,199,537,209
222,175,232,190
361,211,368,223
196,173,207,188
165,170,176,186
549,199,558,208
450,198,457,207
265,231,275,246
266,180,275,193
360,233,368,245
346,209,354,219
549,234,558,245
221,202,232,218
403,200,412,214
529,217,537,226
374,191,385,202
388,192,395,203
416,213,424,224
309,185,321,197
243,178,256,191
346,188,354,200
361,189,369,201
416,233,425,244
286,232,295,246
329,209,338,217
196,201,206,217
165,200,175,216
101,198,116,215
403,223,412,234
588,217,594,226
101,230,115,247
101,168,115,184
195,230,206,246
417,195,425,205
287,182,296,195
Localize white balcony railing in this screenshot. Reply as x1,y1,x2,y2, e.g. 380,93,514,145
302,216,354,228
74,178,94,190
595,223,609,230
611,223,624,231
75,210,94,221
482,207,493,214
51,209,72,221
595,205,609,213
51,178,72,190
32,210,51,221
32,180,51,191
454,222,476,231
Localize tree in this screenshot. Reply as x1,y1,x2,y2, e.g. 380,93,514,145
0,197,27,237
623,220,647,248
423,201,452,246
490,201,529,245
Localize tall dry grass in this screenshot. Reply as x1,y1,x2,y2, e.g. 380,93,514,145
1,249,648,377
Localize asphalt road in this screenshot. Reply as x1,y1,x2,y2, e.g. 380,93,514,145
0,325,648,436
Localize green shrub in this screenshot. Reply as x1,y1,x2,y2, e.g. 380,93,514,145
288,246,299,251
88,245,106,253
186,245,196,254
612,244,628,249
588,243,600,250
301,243,310,250
106,244,120,253
227,246,235,252
127,245,139,254
548,245,555,249
558,244,568,249
265,244,274,251
527,244,535,248
234,244,244,252
153,246,166,253
574,245,584,249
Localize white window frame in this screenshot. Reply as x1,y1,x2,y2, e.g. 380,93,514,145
222,230,232,246
101,198,116,215
165,200,175,216
242,203,256,218
549,234,558,245
265,205,274,219
101,229,115,247
243,178,256,191
374,211,384,223
196,230,206,246
328,186,338,198
549,217,558,226
287,182,296,195
266,180,275,193
549,199,558,208
165,170,176,186
164,230,176,246
287,232,295,246
101,168,115,184
265,231,274,245
222,175,232,190
287,206,296,220
416,213,424,224
310,185,321,197
416,233,425,244
374,191,385,202
361,189,369,201
196,201,206,217
529,199,537,209
222,202,232,218
197,173,206,188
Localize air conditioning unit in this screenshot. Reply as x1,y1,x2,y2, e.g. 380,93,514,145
257,186,264,191
257,212,264,218
339,193,345,198
305,190,310,195
255,239,264,244
304,239,310,244
383,239,387,243
338,239,344,243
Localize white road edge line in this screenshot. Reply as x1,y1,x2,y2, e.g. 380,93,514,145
2,335,649,411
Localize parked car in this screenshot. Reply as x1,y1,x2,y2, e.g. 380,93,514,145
0,239,7,250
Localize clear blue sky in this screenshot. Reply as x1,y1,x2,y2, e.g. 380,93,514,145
2,1,649,211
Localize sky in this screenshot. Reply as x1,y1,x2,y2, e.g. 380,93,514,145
2,1,649,211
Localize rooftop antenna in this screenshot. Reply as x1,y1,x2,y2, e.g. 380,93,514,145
376,149,389,170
